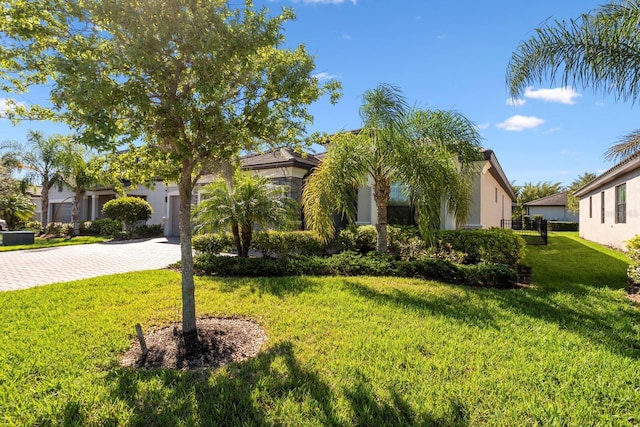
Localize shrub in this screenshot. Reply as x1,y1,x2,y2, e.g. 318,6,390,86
134,223,164,238
252,230,326,258
437,228,526,267
102,197,153,239
548,221,579,232
626,235,640,285
45,222,74,237
85,218,123,236
192,233,235,255
338,225,377,254
193,252,518,288
24,220,42,232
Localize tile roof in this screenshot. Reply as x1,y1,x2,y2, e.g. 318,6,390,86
241,147,320,171
523,192,568,207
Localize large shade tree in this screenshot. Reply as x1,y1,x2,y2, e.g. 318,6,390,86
0,0,339,354
303,83,482,253
506,0,640,162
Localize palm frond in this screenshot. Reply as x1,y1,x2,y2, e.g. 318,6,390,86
604,128,640,162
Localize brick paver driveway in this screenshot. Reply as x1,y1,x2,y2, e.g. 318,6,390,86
0,237,181,291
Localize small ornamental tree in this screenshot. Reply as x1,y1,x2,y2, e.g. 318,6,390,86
102,196,153,239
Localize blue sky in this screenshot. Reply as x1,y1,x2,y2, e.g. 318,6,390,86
1,0,637,187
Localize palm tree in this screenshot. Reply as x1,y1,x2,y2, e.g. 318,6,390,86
193,170,298,257
21,131,66,229
59,140,101,235
303,83,482,253
506,1,640,162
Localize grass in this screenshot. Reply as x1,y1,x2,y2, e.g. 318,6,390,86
0,235,110,252
1,232,639,425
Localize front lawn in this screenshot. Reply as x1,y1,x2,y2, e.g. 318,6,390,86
0,235,110,252
1,233,638,425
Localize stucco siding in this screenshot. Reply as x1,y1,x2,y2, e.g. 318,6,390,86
578,167,640,250
527,206,578,222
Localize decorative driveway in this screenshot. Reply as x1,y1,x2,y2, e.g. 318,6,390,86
0,237,182,291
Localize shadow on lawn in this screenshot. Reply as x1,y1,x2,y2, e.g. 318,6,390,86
214,276,321,298
96,341,456,426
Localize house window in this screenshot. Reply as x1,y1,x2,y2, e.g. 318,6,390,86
615,183,626,224
495,187,498,203
589,196,592,218
600,191,605,223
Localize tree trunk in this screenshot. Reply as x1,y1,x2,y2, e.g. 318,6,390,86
240,222,252,258
41,184,50,231
373,177,391,254
178,169,199,356
231,222,242,256
72,189,84,235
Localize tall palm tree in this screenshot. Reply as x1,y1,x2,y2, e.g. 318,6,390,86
21,131,66,229
303,83,482,253
193,170,298,257
506,1,640,162
59,139,101,235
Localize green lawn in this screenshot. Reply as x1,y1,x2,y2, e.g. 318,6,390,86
1,232,639,425
0,235,110,252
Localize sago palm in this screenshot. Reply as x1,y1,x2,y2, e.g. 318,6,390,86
506,0,640,162
193,170,298,257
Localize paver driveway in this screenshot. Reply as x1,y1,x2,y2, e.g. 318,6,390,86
0,237,181,291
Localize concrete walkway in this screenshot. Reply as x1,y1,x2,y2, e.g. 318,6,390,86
0,237,182,291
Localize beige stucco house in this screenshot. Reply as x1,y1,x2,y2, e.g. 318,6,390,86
36,146,514,236
574,152,640,250
355,148,515,229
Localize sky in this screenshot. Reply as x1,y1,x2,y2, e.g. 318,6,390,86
1,0,638,187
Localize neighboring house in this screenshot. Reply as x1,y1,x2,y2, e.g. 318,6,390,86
523,192,578,222
355,148,515,230
35,146,515,236
574,152,640,251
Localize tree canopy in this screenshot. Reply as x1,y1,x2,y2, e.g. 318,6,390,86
506,0,640,162
0,0,340,352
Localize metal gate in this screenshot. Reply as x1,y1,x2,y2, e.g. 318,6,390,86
501,219,548,245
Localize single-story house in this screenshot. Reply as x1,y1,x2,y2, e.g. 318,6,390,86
35,146,515,236
523,192,578,222
574,152,640,251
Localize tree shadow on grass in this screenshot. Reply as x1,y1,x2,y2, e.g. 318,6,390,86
341,279,500,329
102,341,342,426
345,370,469,427
214,276,321,298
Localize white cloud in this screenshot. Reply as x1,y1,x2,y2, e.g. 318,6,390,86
506,98,526,107
476,122,490,130
543,126,561,134
496,115,545,132
0,98,25,116
595,101,606,107
523,86,581,104
313,72,337,81
341,33,352,40
559,170,569,175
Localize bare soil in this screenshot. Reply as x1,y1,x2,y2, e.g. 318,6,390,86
627,284,640,305
120,317,267,370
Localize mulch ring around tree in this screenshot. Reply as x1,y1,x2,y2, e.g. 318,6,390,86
120,317,267,370
627,284,640,306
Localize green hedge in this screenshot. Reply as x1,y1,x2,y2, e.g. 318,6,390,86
192,233,235,254
83,218,123,236
252,230,326,257
436,228,526,267
193,251,518,288
548,221,579,232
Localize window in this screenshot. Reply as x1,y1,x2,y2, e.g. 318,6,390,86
589,196,592,218
495,187,498,203
601,191,605,224
616,183,626,223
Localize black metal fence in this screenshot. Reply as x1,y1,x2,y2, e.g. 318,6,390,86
501,219,548,245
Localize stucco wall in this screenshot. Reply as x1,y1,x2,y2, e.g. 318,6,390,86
467,161,511,229
578,167,640,251
526,206,578,222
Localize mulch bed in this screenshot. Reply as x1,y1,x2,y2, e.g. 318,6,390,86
627,284,640,305
120,317,267,370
